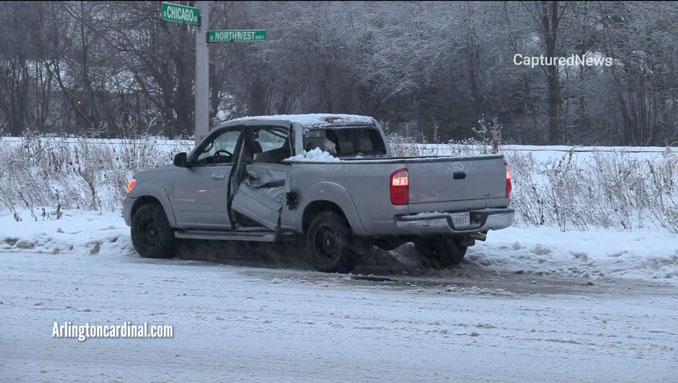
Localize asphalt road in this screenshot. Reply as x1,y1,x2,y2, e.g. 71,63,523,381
1,244,677,383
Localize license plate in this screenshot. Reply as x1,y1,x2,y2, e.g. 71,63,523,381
450,212,470,228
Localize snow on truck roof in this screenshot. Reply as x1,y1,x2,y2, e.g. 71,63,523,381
223,113,375,128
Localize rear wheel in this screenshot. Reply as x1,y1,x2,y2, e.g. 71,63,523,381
131,203,176,259
307,211,356,273
414,236,467,269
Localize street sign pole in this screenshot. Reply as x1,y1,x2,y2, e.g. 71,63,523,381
161,2,266,145
194,1,209,146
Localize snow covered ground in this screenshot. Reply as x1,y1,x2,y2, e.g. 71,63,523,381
2,210,676,286
1,137,676,381
1,210,677,382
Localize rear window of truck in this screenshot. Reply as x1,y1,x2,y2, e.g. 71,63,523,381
303,127,386,157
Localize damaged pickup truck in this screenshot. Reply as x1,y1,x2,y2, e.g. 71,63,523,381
123,114,514,272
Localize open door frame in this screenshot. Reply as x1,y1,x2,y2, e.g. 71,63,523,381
226,122,294,231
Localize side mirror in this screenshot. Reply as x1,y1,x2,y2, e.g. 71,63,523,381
173,152,189,167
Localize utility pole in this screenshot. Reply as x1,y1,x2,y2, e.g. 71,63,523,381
194,1,209,146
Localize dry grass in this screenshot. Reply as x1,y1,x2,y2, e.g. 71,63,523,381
2,136,676,233
389,136,678,233
0,137,190,220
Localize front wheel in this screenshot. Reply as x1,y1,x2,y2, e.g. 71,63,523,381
131,203,176,259
414,236,467,269
307,211,356,273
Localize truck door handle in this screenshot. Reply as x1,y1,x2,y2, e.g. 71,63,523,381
453,172,466,179
211,173,225,180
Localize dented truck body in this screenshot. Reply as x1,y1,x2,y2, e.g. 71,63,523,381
123,114,514,272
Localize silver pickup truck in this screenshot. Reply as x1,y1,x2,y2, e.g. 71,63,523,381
124,114,514,272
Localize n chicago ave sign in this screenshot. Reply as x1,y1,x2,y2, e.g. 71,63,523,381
161,2,199,25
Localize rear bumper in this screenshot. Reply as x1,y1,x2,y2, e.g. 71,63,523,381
395,208,514,236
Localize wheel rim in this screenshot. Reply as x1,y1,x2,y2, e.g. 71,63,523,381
313,225,341,262
138,217,162,249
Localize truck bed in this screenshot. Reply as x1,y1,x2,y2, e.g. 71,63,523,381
278,154,510,236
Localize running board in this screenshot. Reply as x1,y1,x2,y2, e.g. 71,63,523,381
174,230,277,242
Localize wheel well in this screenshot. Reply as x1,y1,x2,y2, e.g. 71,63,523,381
302,201,349,233
131,196,163,219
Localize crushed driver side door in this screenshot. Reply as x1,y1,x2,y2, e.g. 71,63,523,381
230,126,292,231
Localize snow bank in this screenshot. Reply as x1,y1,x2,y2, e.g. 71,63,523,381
1,209,676,285
0,209,131,257
286,148,341,162
466,226,678,284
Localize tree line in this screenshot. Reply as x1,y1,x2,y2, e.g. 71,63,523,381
0,1,677,145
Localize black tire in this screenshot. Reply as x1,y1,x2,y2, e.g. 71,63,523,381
414,236,467,269
131,203,176,259
307,211,356,273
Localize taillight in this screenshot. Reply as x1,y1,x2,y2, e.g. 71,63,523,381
390,168,409,205
504,161,512,198
127,178,137,194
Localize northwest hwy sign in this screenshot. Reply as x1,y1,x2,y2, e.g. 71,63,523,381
208,30,267,43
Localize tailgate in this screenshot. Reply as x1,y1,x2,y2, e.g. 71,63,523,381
406,155,506,205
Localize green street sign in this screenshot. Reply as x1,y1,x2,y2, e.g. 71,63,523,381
161,2,199,25
208,30,267,43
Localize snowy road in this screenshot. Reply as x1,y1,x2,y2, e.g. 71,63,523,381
2,241,677,383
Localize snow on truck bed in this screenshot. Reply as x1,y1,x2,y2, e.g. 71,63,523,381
286,148,341,162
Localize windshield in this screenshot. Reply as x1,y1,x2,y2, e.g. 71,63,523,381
302,127,386,157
